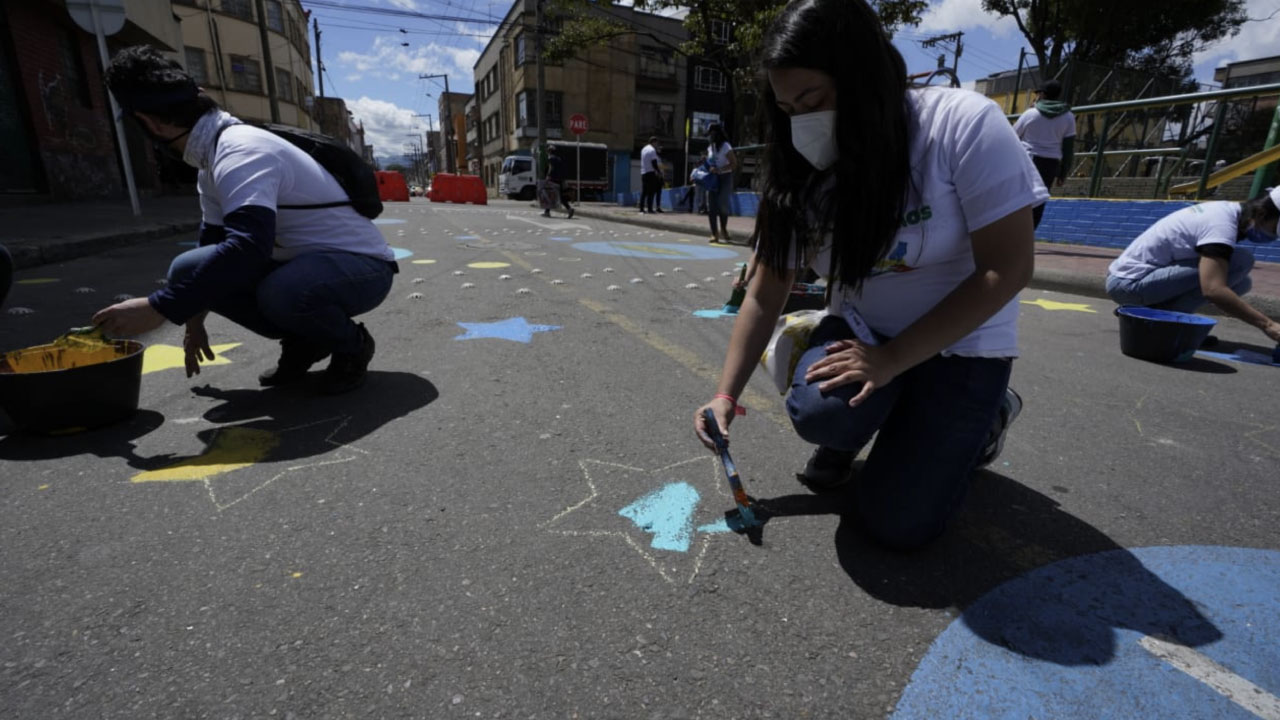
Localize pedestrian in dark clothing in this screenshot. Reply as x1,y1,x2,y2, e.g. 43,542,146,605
0,244,12,309
1013,79,1076,228
639,137,664,213
542,146,574,218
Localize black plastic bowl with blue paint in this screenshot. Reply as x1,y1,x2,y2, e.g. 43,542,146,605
1114,306,1217,364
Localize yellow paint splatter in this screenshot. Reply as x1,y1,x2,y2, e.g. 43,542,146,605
1020,298,1097,313
38,484,50,490
131,427,279,483
467,261,511,269
411,259,437,265
142,343,241,374
16,278,59,285
290,572,303,578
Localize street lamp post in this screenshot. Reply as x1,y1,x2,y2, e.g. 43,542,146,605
419,73,454,173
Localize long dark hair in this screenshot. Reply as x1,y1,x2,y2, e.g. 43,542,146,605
752,0,909,291
707,123,728,154
1238,190,1280,237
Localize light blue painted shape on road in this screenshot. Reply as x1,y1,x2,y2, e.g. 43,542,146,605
696,517,733,534
1197,349,1280,367
571,241,738,261
893,545,1280,720
390,247,414,260
373,218,406,225
549,236,574,242
618,482,702,552
694,306,739,319
454,235,480,240
453,317,561,343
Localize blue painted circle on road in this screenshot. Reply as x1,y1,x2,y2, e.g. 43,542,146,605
571,241,738,261
893,545,1280,719
373,218,406,225
390,247,414,260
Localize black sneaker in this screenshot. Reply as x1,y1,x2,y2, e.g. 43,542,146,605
319,324,375,395
796,446,855,493
976,387,1023,468
567,207,574,219
259,336,331,387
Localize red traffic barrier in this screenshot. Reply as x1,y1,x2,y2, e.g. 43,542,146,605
427,173,487,205
375,171,410,202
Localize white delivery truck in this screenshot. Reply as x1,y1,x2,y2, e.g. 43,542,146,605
498,141,609,201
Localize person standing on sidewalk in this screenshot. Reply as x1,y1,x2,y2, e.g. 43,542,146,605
704,123,737,243
639,137,664,213
1105,189,1280,344
1012,80,1075,228
541,146,574,219
89,46,396,394
692,0,1045,550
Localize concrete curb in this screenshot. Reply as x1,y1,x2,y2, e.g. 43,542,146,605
573,207,753,244
8,221,201,270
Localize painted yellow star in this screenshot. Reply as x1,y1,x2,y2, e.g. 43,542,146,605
1021,298,1097,313
142,343,241,374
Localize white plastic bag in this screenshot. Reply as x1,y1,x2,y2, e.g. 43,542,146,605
759,309,828,395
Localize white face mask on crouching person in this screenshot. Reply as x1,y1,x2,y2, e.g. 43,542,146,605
790,110,839,171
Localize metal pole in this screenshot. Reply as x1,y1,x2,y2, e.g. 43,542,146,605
576,141,580,200
1009,48,1025,114
314,18,323,97
535,0,546,179
1088,111,1113,197
1197,101,1229,200
254,0,280,123
1248,99,1280,200
91,0,140,216
443,74,454,173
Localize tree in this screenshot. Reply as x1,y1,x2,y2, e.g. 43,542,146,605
982,0,1247,95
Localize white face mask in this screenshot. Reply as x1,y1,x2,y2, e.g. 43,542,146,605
790,110,838,171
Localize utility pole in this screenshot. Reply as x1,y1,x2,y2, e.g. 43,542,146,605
419,73,454,173
314,17,323,98
253,0,280,123
921,31,964,78
535,0,546,179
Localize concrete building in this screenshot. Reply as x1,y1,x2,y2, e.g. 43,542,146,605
472,0,730,198
436,90,470,174
463,95,481,174
0,0,183,199
172,0,316,131
1214,55,1280,110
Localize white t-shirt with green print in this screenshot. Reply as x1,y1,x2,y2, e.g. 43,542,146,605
792,87,1049,357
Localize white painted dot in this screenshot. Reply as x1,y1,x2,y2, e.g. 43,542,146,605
112,294,134,302
453,270,465,276
551,279,565,285
498,274,512,280
606,285,621,291
580,273,593,279
407,292,425,300
653,272,665,277
629,278,644,284
516,288,532,295
73,287,95,294
6,307,34,316
603,267,615,273
461,282,476,289
684,283,701,289
412,278,425,284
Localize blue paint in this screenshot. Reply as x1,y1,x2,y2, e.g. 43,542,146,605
549,236,574,242
571,241,737,261
1116,307,1216,325
693,306,740,319
1197,349,1280,367
390,247,414,260
893,546,1280,720
618,482,702,552
373,218,406,225
454,235,480,240
453,317,561,343
696,517,733,534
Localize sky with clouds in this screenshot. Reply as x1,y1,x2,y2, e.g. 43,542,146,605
307,0,1280,159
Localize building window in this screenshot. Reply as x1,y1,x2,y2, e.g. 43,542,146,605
514,33,528,67
638,46,675,79
229,55,262,93
221,0,254,21
57,28,92,108
296,78,308,108
184,47,209,86
692,112,721,136
266,0,284,32
638,101,674,137
694,65,727,93
517,90,562,128
709,19,730,45
276,68,293,102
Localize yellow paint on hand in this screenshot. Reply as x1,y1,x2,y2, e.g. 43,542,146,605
411,259,437,265
467,261,511,269
142,343,241,374
130,426,279,483
1021,298,1097,313
16,278,59,285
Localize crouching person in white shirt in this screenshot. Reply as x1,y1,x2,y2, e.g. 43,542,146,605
91,46,397,395
693,0,1043,550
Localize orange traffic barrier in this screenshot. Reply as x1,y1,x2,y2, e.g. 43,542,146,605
376,171,410,202
427,173,487,205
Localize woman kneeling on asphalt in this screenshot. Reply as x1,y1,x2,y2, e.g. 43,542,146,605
1105,188,1280,345
693,0,1046,550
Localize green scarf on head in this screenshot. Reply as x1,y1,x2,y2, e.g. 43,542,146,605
1036,99,1071,118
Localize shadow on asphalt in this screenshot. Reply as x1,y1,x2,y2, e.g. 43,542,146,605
0,371,438,470
745,470,1222,667
1154,356,1237,374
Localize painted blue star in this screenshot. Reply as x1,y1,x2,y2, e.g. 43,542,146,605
454,317,561,343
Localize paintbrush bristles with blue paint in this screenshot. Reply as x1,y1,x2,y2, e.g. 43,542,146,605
701,408,761,529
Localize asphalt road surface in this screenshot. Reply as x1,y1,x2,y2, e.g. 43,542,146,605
2,198,1277,719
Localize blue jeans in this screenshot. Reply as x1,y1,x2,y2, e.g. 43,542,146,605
785,316,1013,549
1105,248,1254,313
706,184,730,235
169,246,395,354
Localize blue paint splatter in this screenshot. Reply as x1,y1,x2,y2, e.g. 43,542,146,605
390,247,414,260
694,306,740,319
454,235,480,240
1197,349,1280,367
696,517,733,534
454,317,561,343
373,218,406,225
619,482,701,551
571,241,738,260
549,236,574,242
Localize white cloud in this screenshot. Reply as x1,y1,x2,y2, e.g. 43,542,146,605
345,73,363,82
916,0,1019,38
336,36,482,87
345,96,421,157
386,0,418,10
1193,0,1280,75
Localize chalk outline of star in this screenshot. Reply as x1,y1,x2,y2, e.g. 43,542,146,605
129,415,368,512
1020,298,1097,313
542,456,734,585
453,316,561,343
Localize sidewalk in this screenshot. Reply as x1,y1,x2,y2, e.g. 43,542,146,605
0,195,200,270
573,202,1280,317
